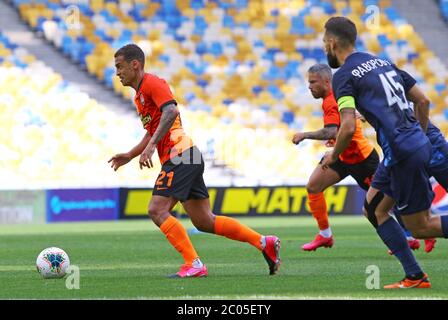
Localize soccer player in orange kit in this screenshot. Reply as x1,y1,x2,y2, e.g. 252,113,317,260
108,44,281,278
292,63,379,251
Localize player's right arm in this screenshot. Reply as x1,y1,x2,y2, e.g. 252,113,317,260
108,131,152,171
292,126,338,145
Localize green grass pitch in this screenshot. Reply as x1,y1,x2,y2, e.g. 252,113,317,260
0,216,446,299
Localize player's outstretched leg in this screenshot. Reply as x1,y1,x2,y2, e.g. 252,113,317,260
400,211,448,238
149,196,208,278
396,211,437,253
183,199,281,275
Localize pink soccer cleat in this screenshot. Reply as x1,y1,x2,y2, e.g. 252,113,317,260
424,239,437,253
408,239,421,250
262,236,281,275
302,234,334,251
169,264,208,278
388,239,421,255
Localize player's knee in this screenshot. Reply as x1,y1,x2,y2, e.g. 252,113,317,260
363,192,384,228
147,205,164,220
306,182,322,195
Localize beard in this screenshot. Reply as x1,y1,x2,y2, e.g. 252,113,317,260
311,91,321,99
327,52,340,69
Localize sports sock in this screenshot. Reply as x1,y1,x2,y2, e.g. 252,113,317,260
441,215,448,238
377,217,423,278
214,216,263,250
160,215,199,266
319,227,332,238
308,192,329,231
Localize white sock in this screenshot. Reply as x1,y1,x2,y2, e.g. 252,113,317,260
406,236,416,241
192,258,203,268
319,228,332,238
260,236,266,250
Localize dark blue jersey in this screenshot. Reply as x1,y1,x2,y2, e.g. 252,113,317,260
332,52,429,167
396,68,447,151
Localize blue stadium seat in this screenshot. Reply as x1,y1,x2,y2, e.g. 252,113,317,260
235,0,248,9
270,8,279,17
103,67,115,88
186,60,208,75
209,42,223,57
290,16,313,36
435,83,447,94
185,92,196,103
407,52,419,62
159,54,170,64
285,61,300,78
321,2,336,14
119,29,133,42
281,111,295,125
223,15,235,28
364,0,379,6
62,35,73,55
165,14,182,30
267,84,284,99
195,42,207,55
191,0,205,10
222,98,234,105
377,34,392,47
80,41,94,66
252,85,263,95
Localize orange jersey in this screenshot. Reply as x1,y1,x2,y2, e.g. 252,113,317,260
134,73,193,164
322,91,373,164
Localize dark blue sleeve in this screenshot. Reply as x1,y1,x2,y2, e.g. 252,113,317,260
332,69,355,102
392,65,417,92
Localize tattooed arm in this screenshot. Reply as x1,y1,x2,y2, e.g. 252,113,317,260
139,103,179,169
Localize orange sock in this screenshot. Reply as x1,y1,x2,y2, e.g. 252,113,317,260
214,216,263,250
159,215,199,266
308,192,329,230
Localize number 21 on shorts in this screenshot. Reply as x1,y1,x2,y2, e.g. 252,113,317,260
156,170,174,189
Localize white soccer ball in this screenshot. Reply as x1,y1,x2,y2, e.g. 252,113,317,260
36,247,70,279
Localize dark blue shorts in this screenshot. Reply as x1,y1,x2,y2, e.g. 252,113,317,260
429,143,448,191
372,142,434,215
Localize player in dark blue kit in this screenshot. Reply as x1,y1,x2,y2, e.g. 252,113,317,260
320,16,448,289
356,78,447,254
388,69,448,253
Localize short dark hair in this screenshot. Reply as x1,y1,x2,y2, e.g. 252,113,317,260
324,16,357,48
114,44,145,67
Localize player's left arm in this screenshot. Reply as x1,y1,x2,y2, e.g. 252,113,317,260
139,103,179,169
321,97,356,169
406,84,430,133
